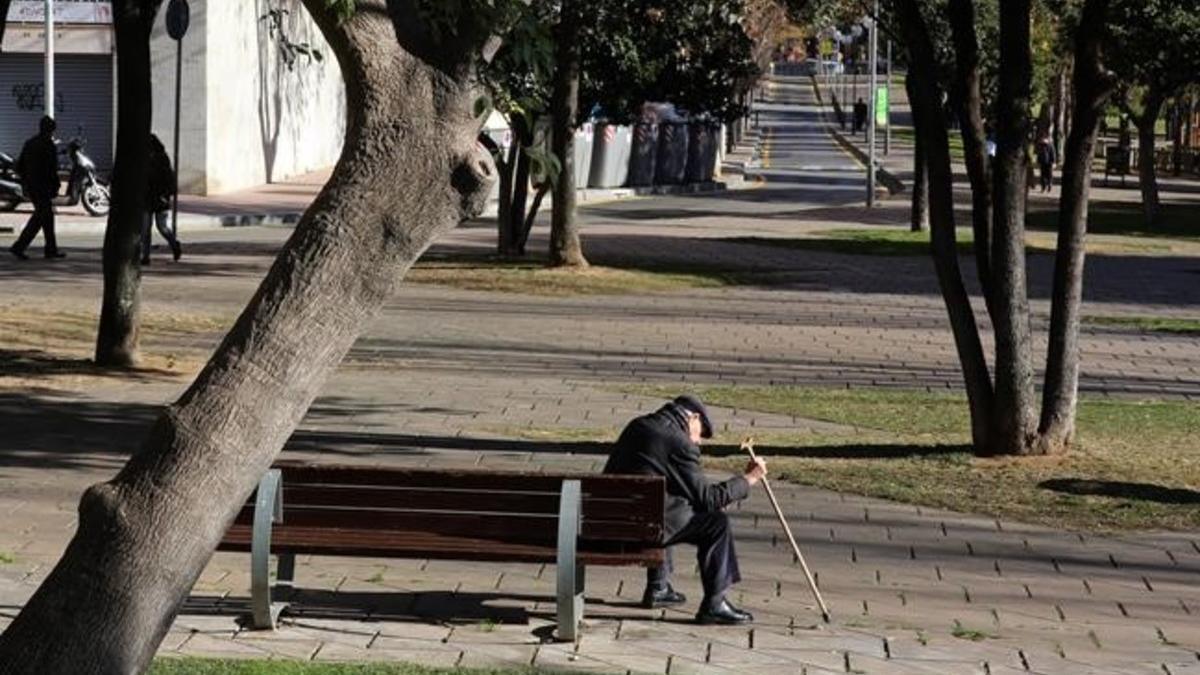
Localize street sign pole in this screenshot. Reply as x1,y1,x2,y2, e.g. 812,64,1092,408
885,39,892,156
166,0,190,240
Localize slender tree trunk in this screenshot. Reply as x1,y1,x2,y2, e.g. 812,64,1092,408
988,0,1038,456
1136,89,1164,226
1038,0,1114,454
1054,63,1069,161
482,133,517,256
906,74,929,233
0,2,495,671
1171,98,1183,176
510,147,532,253
946,0,994,315
548,0,588,268
895,0,994,452
93,2,163,368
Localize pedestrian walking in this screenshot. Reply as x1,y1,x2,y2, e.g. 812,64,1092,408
1035,135,1056,193
604,394,767,625
9,116,63,260
853,98,868,134
142,134,182,265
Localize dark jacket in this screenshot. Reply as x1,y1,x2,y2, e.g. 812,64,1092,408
17,133,59,201
604,403,749,539
146,141,176,211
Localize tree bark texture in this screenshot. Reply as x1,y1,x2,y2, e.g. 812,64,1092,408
1037,0,1113,453
987,0,1038,456
946,0,994,317
94,1,163,368
1136,89,1164,226
0,2,495,672
548,0,588,268
905,74,930,233
894,0,995,452
0,0,11,48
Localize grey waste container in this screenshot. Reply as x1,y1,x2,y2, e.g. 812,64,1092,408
588,124,632,188
685,123,718,183
628,123,659,187
655,120,689,185
573,122,594,190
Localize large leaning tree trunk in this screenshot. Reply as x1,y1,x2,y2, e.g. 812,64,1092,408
895,0,995,451
548,0,588,268
0,1,496,671
94,0,163,368
986,0,1039,456
946,0,994,315
905,73,929,233
1037,0,1114,453
0,0,11,48
1133,87,1165,226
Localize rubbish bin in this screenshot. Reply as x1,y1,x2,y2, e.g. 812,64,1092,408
655,119,689,185
573,122,594,190
685,122,718,183
628,122,659,187
588,123,632,188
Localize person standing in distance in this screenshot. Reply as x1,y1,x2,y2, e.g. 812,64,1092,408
9,116,64,260
141,133,182,265
604,395,767,624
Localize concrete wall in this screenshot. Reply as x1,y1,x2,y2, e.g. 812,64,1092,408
150,0,345,195
149,4,208,193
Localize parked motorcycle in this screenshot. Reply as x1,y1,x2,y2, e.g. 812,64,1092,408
0,134,110,217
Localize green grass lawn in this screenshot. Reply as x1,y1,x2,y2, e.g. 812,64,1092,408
606,385,1200,532
1026,200,1200,240
150,658,574,675
1083,315,1200,335
892,127,966,160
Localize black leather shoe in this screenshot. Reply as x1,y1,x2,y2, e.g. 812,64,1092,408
171,240,182,262
641,584,687,609
44,251,65,259
10,247,28,260
696,598,753,625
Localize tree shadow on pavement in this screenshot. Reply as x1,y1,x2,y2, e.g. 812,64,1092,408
182,588,669,630
1039,478,1200,505
0,349,178,382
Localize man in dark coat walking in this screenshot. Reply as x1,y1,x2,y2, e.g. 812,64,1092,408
604,395,767,625
9,116,63,260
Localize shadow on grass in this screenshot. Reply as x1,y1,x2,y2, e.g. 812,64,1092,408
1039,478,1200,505
0,349,181,381
1027,200,1200,240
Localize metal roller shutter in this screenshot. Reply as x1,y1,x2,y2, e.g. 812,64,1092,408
0,52,113,172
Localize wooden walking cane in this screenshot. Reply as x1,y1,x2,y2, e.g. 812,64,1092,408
741,437,831,623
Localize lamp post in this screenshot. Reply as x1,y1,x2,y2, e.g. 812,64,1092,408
866,2,879,208
44,0,54,118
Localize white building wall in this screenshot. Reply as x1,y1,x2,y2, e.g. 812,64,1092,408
148,0,344,195
201,0,344,194
149,2,208,193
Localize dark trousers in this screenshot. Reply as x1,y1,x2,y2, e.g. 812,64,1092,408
12,197,57,255
647,511,741,601
141,210,178,261
1039,162,1053,192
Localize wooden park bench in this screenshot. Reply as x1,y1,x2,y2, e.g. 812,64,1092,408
215,462,665,641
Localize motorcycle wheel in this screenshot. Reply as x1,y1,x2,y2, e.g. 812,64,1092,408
82,180,110,217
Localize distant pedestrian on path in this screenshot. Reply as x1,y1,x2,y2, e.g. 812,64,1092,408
142,134,182,265
853,98,868,134
604,395,767,625
1035,135,1056,193
9,116,63,260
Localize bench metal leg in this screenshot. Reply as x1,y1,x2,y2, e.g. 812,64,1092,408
556,479,584,642
250,469,288,630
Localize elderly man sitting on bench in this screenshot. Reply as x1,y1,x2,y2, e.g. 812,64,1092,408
604,394,767,625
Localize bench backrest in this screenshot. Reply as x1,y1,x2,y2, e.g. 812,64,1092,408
233,462,665,552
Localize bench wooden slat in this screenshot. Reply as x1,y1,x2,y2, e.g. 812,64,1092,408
233,507,660,543
275,463,662,498
268,485,659,521
217,525,664,567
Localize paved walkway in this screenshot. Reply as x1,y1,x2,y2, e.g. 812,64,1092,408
0,75,1198,674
